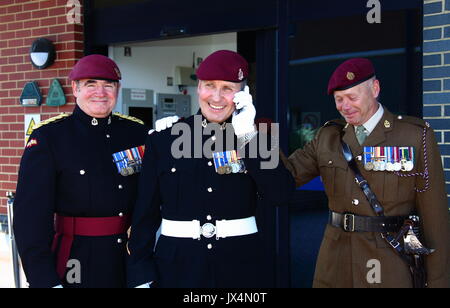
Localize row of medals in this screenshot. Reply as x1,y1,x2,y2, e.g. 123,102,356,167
364,158,414,172
216,160,246,175
120,161,142,176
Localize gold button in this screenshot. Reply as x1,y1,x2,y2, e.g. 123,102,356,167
80,170,86,175
119,212,124,217
171,168,176,173
208,161,213,167
207,187,213,193
117,238,123,244
328,160,333,165
118,185,123,189
106,134,110,138
207,244,213,249
352,199,359,206
206,215,212,221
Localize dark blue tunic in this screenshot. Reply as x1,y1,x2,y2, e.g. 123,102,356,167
14,105,148,288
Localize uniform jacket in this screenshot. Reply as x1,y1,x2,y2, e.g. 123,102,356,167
127,113,295,288
282,108,450,288
13,105,148,288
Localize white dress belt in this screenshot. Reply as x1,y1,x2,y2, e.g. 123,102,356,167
160,216,258,240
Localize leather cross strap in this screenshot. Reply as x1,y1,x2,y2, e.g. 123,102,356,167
341,141,405,252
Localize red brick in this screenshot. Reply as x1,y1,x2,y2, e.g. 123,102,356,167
0,14,15,24
40,0,56,9
7,21,24,32
23,2,40,11
49,6,66,17
0,157,9,165
2,133,17,140
2,149,17,157
17,63,33,72
25,71,41,80
0,174,9,182
8,107,26,115
49,25,66,34
10,140,24,148
0,32,16,42
32,27,50,37
8,56,24,65
9,157,21,166
2,181,18,190
24,20,40,28
9,89,22,97
1,82,17,90
32,9,49,19
7,4,23,14
16,12,32,21
16,30,32,39
1,115,17,122
9,124,23,131
1,49,16,57
40,17,57,27
16,47,29,55
9,174,18,183
8,39,24,48
9,73,24,81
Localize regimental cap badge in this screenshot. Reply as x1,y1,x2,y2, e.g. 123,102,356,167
238,68,244,81
384,120,391,128
346,72,355,81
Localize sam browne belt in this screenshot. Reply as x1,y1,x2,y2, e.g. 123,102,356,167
329,211,407,233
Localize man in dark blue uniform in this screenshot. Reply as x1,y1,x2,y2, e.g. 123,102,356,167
127,50,295,288
13,55,149,288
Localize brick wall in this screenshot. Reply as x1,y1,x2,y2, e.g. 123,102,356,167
423,0,450,207
0,0,84,213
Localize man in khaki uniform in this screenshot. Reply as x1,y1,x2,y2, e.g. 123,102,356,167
282,58,450,288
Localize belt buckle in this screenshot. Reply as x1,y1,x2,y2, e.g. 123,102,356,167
343,213,355,232
200,223,216,239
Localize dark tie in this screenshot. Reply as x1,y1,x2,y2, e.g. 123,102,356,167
356,125,368,145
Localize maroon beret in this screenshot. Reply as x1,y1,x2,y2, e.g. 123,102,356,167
196,50,248,82
69,54,122,81
327,58,375,95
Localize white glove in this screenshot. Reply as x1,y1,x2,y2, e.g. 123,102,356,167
232,86,256,137
52,284,63,288
135,282,153,288
149,116,180,135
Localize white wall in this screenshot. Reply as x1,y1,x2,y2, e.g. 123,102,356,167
109,33,237,119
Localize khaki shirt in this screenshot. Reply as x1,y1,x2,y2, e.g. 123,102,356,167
282,109,450,288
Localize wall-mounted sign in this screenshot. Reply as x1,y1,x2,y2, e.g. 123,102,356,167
24,114,41,145
46,79,66,107
30,38,56,69
20,82,42,106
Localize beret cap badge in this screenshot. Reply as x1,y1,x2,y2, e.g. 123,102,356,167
346,72,355,81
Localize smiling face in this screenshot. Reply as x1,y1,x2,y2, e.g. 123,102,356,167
333,78,380,126
72,79,119,118
197,80,242,123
